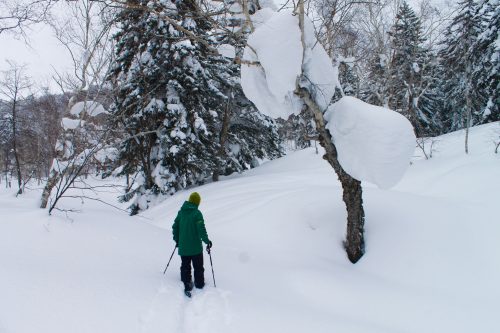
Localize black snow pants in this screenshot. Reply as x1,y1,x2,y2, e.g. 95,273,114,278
180,253,204,290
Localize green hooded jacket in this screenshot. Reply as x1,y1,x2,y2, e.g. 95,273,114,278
172,201,210,256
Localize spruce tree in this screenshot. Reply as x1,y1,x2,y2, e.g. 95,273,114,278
475,0,500,123
109,0,232,212
277,108,316,151
362,52,391,108
438,0,487,134
210,0,282,181
338,59,360,97
109,0,281,213
223,97,281,174
387,1,438,136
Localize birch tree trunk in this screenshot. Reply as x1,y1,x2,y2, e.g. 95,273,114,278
40,169,59,208
465,86,471,154
11,95,23,194
296,87,366,263
297,0,365,263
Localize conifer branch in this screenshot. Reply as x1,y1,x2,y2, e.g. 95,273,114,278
108,0,220,55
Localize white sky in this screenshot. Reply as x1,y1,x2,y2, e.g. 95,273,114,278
0,0,453,94
0,23,73,93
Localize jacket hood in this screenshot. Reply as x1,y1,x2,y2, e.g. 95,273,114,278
181,201,198,211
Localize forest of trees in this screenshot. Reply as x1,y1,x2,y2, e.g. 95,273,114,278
1,0,498,212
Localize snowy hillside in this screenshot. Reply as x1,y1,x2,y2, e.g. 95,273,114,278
1,123,499,333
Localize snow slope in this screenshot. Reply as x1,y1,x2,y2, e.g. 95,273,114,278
1,123,499,333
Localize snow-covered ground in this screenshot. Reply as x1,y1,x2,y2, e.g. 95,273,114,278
1,123,499,333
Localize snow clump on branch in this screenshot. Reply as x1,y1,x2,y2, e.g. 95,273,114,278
240,10,415,189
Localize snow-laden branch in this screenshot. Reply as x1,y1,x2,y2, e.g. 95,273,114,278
107,0,220,55
240,8,415,189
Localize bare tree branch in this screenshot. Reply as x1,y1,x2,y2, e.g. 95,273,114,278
0,0,56,38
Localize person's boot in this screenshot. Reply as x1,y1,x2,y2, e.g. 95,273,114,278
184,280,193,292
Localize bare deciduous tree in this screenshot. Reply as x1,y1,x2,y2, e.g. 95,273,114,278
0,60,32,194
49,0,115,95
416,137,438,159
312,0,373,58
0,0,55,36
41,0,117,209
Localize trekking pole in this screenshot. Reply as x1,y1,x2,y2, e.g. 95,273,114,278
163,245,177,275
207,246,216,287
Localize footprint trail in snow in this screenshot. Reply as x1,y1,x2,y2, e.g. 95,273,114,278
139,281,232,333
181,288,232,333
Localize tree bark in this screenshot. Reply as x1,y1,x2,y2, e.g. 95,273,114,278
11,95,23,194
465,89,471,154
296,86,365,263
40,170,59,208
4,158,9,188
213,92,232,182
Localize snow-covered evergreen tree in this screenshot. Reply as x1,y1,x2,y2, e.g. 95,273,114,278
387,1,438,136
109,0,226,212
438,0,487,132
277,107,316,151
338,57,360,97
109,0,281,213
221,96,281,175
362,52,391,107
360,2,440,135
209,1,283,181
475,0,500,123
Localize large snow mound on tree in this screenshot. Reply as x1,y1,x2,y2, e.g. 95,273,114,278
325,96,416,189
70,101,107,117
241,11,302,119
241,10,338,119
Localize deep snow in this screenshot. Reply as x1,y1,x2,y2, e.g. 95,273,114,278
1,123,499,333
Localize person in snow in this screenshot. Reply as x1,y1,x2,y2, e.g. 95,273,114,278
172,192,212,292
